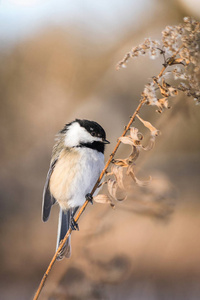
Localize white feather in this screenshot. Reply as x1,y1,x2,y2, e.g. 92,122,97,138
49,147,104,210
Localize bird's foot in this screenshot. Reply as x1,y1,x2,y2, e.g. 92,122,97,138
70,218,79,231
85,193,93,204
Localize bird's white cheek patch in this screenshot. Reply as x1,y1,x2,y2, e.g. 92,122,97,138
64,122,82,147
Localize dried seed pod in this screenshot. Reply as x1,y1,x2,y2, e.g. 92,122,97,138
136,115,160,137
107,179,127,202
127,165,152,187
93,194,115,208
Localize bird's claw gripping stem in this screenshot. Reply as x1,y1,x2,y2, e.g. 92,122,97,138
70,218,79,231
85,193,93,204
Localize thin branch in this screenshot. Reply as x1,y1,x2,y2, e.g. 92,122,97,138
90,98,146,196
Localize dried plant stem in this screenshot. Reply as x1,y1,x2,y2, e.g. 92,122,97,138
33,230,70,300
91,98,147,194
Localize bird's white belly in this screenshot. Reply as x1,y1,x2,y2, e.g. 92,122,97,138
49,148,104,210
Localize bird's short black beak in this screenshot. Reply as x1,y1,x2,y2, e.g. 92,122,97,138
103,139,110,144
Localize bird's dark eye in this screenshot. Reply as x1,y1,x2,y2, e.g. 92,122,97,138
91,131,96,137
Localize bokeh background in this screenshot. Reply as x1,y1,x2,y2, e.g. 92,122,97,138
0,1,200,299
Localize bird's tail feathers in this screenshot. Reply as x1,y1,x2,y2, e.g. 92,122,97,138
56,208,71,260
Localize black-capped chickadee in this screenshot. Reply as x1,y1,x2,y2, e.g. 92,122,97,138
42,119,109,260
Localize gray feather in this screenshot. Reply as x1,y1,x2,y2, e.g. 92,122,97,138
56,208,71,260
42,160,57,222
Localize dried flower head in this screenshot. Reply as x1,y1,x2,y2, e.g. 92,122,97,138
116,17,200,105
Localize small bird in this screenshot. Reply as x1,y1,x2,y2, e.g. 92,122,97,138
42,119,109,259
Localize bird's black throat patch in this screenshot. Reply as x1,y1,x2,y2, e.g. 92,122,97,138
75,141,105,153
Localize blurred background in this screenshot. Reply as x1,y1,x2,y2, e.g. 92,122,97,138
0,0,200,299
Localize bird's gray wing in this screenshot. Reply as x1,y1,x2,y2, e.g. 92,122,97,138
42,159,57,222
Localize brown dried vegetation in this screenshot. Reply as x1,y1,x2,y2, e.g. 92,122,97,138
34,17,200,300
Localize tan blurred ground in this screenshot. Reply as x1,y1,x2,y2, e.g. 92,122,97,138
0,2,200,300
